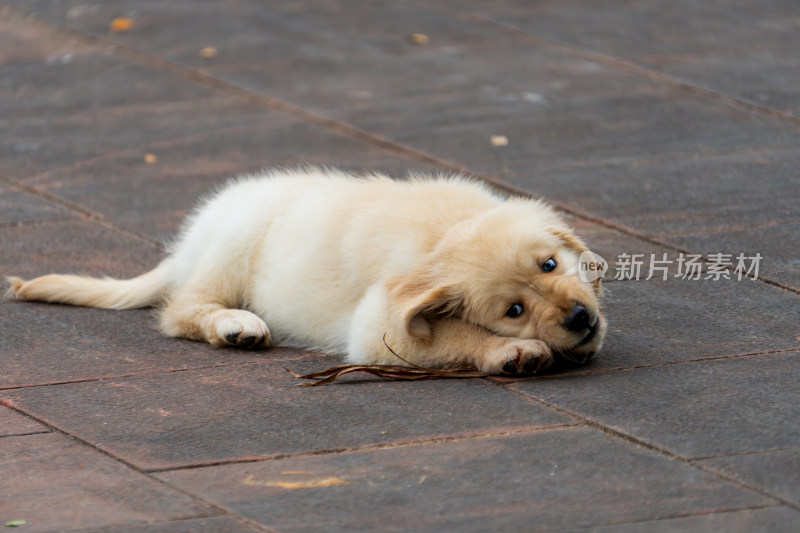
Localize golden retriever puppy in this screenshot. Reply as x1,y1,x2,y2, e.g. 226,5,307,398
7,168,606,375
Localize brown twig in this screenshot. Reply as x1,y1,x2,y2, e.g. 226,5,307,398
286,334,487,386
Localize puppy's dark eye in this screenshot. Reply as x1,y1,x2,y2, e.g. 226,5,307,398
542,257,557,273
505,303,524,318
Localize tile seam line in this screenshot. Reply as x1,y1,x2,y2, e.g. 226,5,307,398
516,347,800,381
497,385,800,512
756,277,799,294
0,430,51,439
17,114,291,189
0,174,164,248
452,10,800,127
144,423,583,474
0,400,280,533
0,215,79,230
0,95,241,127
692,445,800,462
0,174,96,218
148,507,281,533
77,516,278,533
524,140,800,177
659,217,800,238
547,504,784,533
0,355,316,391
691,460,800,512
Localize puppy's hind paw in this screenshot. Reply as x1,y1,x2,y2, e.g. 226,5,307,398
211,310,271,349
224,330,269,348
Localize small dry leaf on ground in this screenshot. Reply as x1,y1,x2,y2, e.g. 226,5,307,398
490,135,509,147
109,17,133,32
199,46,218,59
406,33,430,45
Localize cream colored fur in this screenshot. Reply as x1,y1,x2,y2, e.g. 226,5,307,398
7,168,606,374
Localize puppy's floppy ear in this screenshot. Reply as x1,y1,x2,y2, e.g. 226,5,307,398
547,226,589,255
386,272,463,344
548,226,603,296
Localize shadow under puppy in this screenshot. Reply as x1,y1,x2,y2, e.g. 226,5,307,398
7,168,606,375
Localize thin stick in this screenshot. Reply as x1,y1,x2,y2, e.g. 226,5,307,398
286,333,487,386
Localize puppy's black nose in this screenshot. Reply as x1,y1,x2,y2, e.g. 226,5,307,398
564,304,591,332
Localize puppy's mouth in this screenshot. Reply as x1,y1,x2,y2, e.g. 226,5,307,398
555,316,602,366
575,316,600,347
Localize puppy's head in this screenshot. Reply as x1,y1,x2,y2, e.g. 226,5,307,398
388,198,606,371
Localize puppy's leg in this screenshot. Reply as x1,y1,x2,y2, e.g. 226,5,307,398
159,288,270,349
347,286,551,374
387,318,552,375
435,318,552,374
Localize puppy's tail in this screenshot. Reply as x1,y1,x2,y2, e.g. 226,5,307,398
6,262,173,310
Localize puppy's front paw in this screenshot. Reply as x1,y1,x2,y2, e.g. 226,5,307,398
211,310,271,349
488,339,553,375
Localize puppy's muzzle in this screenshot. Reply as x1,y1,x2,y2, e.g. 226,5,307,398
558,305,602,365
563,303,592,332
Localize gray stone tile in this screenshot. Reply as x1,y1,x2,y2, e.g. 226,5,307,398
4,97,278,181
0,405,48,437
5,0,565,115
81,516,264,533
4,359,570,470
561,506,800,533
0,12,218,121
666,222,800,292
1,218,163,279
575,277,800,371
344,87,800,177
514,352,800,458
156,427,772,532
22,118,428,240
0,12,276,181
0,302,306,388
699,449,800,507
0,433,214,532
443,0,800,115
657,48,800,117
504,148,800,237
0,184,75,226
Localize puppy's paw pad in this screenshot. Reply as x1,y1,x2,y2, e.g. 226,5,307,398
237,334,262,348
214,311,270,349
502,360,518,374
224,331,268,348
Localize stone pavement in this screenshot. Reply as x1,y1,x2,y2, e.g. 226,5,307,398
1,0,799,531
